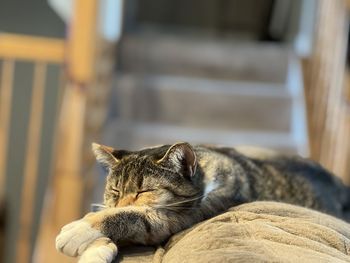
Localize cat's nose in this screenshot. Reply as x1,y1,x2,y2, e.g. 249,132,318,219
116,195,136,207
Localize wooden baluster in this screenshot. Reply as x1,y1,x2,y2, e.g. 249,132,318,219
17,62,47,262
0,59,15,194
303,0,350,181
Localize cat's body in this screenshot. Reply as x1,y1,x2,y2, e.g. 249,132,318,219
56,142,350,263
199,145,350,219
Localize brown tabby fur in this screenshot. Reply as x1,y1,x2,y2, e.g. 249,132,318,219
57,142,350,261
90,142,350,246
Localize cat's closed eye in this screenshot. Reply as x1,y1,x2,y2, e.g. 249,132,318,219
111,187,119,192
111,187,120,197
136,189,156,198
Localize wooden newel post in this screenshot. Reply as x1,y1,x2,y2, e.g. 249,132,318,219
36,0,118,261
53,0,98,227
303,0,350,183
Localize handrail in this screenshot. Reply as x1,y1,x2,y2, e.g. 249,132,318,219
0,33,65,63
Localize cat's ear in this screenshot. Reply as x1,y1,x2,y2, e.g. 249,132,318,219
157,142,197,178
92,143,120,167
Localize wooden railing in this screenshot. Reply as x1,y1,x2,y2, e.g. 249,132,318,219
0,33,65,263
0,34,65,62
0,1,117,262
0,33,65,190
0,34,64,262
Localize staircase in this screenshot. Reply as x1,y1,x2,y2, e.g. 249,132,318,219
103,32,308,155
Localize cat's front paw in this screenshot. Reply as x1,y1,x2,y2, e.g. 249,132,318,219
78,238,118,263
55,219,104,257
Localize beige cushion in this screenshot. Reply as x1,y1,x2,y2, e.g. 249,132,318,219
118,202,350,263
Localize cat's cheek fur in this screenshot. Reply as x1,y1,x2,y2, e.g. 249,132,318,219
55,220,104,257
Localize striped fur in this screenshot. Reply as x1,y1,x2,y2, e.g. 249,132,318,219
56,142,350,262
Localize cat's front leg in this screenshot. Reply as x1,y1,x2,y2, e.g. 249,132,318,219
56,206,173,258
55,215,105,257
78,237,117,263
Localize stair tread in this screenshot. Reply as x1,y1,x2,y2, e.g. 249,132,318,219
112,73,293,132
103,120,302,154
119,32,290,83
115,72,290,95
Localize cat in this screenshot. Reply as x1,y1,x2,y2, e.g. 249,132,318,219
56,142,350,262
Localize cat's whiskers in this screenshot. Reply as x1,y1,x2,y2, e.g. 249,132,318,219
152,205,198,211
154,195,204,209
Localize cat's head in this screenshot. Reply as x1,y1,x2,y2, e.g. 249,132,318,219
92,142,202,211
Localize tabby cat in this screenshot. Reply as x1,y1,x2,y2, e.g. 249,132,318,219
56,142,350,262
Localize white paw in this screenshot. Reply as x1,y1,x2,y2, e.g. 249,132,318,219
55,220,104,257
78,242,118,263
